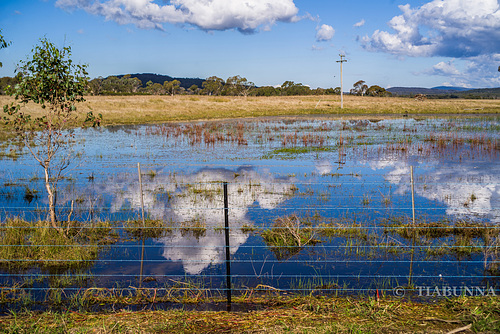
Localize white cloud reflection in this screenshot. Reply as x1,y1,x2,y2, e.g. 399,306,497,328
100,166,294,274
367,158,500,223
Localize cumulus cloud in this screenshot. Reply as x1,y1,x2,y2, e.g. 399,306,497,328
419,54,500,87
425,60,460,76
316,24,335,42
55,0,299,33
362,0,500,58
353,19,365,28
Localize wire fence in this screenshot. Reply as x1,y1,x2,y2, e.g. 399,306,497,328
1,114,500,311
0,161,499,312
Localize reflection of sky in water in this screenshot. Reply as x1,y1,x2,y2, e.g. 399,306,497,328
99,167,294,274
0,117,499,291
365,158,500,223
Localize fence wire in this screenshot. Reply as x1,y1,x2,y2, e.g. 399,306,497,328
1,116,500,311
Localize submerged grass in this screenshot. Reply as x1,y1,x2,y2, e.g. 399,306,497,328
0,295,499,333
386,220,499,240
263,146,336,159
0,218,118,269
123,218,172,240
261,215,321,261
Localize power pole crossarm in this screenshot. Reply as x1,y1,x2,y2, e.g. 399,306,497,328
336,54,347,109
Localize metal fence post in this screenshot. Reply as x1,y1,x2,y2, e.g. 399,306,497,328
138,163,146,288
408,166,416,288
224,182,232,311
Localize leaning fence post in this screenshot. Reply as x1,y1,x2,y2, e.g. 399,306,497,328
223,182,232,311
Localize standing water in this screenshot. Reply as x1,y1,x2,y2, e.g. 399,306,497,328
0,116,499,309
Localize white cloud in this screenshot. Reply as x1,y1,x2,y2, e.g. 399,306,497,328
362,0,500,58
419,55,500,87
56,0,299,33
316,24,335,42
427,60,460,76
311,45,325,51
353,19,365,28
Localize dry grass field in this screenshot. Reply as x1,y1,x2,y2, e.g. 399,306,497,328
1,95,499,129
1,296,498,333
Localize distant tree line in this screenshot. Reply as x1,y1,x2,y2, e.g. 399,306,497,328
12,72,498,99
83,74,343,97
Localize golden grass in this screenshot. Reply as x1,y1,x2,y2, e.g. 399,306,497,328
1,296,498,333
1,95,499,130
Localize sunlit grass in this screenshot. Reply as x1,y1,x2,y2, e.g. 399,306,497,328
1,95,499,135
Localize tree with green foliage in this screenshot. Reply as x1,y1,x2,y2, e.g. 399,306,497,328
0,76,18,95
145,80,164,95
188,84,199,95
253,86,280,96
164,79,181,96
0,29,11,68
224,75,255,96
100,75,142,94
281,81,311,96
120,74,142,93
88,76,104,95
366,85,392,97
101,76,120,93
350,80,368,96
202,76,224,96
326,87,341,95
2,38,101,232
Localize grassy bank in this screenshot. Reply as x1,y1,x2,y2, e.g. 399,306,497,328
1,95,499,129
1,296,498,333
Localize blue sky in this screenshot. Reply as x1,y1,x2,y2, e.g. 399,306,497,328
1,0,499,89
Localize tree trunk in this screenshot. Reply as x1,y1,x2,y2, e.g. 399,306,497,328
44,165,63,234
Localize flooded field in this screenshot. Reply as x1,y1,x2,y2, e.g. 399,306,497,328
0,115,499,309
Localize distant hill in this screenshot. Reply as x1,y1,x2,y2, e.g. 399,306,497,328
387,86,500,98
116,73,205,89
387,87,447,95
460,87,500,99
431,86,472,91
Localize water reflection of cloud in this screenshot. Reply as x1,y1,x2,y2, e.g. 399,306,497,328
315,160,333,175
367,158,500,223
100,167,294,274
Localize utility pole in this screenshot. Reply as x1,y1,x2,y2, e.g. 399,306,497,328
336,54,347,109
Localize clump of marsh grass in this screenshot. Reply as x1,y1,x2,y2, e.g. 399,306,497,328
124,218,172,240
383,217,499,258
180,219,207,240
261,214,320,261
0,218,117,269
